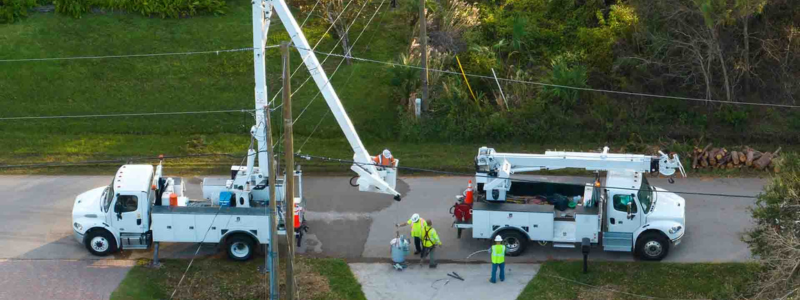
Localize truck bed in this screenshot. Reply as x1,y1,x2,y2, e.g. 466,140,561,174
473,201,599,215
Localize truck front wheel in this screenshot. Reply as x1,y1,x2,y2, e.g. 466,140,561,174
226,235,255,261
636,232,669,261
497,231,527,257
85,230,117,256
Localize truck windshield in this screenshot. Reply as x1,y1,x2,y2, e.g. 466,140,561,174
103,178,115,212
638,177,653,212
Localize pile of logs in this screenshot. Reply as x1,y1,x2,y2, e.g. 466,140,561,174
691,144,782,171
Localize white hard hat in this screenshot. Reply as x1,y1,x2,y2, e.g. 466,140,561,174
383,149,392,158
411,213,420,222
494,235,503,242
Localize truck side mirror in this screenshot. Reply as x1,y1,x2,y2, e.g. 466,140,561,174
114,198,123,220
626,202,633,219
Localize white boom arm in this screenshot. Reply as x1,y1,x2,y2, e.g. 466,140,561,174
475,146,686,201
252,0,401,200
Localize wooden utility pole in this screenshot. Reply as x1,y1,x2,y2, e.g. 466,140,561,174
265,65,280,300
419,0,428,111
281,41,297,300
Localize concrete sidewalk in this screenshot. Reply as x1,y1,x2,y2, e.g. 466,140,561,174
349,263,539,300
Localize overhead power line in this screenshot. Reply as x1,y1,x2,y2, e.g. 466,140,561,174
0,47,277,63
0,153,236,169
0,151,760,199
293,0,388,124
296,0,391,153
293,47,800,109
293,153,761,199
272,0,387,150
0,109,254,121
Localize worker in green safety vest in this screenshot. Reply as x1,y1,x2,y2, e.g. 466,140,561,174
490,235,505,283
396,213,427,254
421,220,442,268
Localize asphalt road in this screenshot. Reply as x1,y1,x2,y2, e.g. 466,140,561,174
0,174,767,299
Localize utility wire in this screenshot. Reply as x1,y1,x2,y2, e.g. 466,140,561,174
0,152,761,199
0,47,275,63
289,0,376,99
291,47,800,109
292,0,388,125
272,0,385,150
0,153,236,169
0,109,254,121
267,0,358,106
296,1,390,153
300,0,322,28
293,153,761,199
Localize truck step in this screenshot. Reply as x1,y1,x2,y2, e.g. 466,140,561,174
123,244,149,250
602,232,632,252
552,243,575,249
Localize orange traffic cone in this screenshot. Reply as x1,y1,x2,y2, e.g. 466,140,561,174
465,180,474,205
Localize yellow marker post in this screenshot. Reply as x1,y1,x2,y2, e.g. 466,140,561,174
456,56,477,102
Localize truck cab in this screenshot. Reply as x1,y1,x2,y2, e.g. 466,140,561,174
72,165,155,256
602,171,685,260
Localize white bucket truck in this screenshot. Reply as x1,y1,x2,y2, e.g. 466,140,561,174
71,0,402,261
454,146,687,261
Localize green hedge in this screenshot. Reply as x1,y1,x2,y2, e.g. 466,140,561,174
0,0,224,23
0,0,42,23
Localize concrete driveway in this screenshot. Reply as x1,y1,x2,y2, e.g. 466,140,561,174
0,174,767,299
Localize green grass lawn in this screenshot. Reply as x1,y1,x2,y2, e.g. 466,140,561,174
0,3,792,176
0,0,410,169
111,257,365,300
518,261,759,300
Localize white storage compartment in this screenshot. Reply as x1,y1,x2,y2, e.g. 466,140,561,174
152,213,174,242
472,209,492,238
173,214,197,242
553,221,576,243
527,213,555,241
575,214,600,243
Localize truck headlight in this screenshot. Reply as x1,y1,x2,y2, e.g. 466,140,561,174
669,225,682,234
73,222,83,231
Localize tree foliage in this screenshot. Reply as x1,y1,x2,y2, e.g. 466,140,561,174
745,153,800,299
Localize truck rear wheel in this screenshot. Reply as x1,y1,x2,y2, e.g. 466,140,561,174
226,235,255,261
497,231,526,257
636,232,669,261
85,230,117,257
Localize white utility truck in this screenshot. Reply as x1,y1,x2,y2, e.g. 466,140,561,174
72,159,302,261
453,146,687,261
71,0,401,261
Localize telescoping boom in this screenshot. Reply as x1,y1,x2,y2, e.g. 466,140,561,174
252,0,401,200
475,146,686,201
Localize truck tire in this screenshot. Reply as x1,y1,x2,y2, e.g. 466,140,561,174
636,232,669,261
226,235,255,261
85,230,117,257
497,231,527,257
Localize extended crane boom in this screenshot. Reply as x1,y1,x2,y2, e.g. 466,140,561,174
475,146,686,201
251,0,401,200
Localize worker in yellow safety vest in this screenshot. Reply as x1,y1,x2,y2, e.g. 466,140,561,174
490,235,506,283
396,213,426,254
421,220,442,268
373,149,395,168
